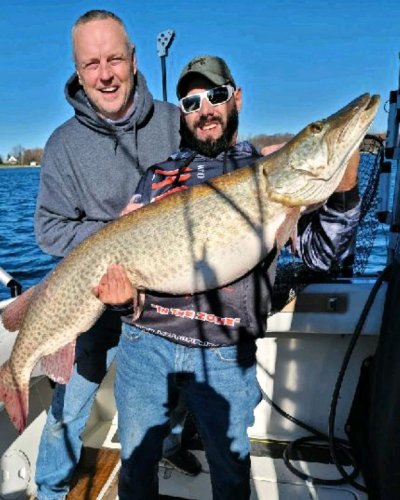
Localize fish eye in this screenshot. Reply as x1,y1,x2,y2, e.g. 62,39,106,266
310,122,324,134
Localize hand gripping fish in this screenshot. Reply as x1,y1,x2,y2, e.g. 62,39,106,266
0,93,380,432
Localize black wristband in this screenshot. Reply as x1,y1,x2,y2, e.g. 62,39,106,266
326,185,359,212
107,303,134,315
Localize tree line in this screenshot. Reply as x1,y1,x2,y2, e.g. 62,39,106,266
1,135,296,166
0,145,44,165
1,130,385,166
246,133,295,151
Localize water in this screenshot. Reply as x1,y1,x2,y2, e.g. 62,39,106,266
0,168,56,301
0,166,391,302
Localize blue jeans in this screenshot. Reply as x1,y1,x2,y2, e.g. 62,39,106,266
35,310,121,500
116,324,261,500
34,312,182,500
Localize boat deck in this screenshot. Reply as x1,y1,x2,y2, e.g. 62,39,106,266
65,441,365,500
1,279,384,499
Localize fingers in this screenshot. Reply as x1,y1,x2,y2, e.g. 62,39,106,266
93,264,134,306
120,203,143,216
261,143,286,156
105,264,129,296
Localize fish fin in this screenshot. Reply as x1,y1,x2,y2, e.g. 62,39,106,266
289,225,298,253
276,208,301,249
0,286,38,332
132,290,145,321
0,361,29,433
41,341,76,384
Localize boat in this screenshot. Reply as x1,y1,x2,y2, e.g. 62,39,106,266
1,54,399,500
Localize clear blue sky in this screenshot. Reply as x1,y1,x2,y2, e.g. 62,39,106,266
1,0,400,159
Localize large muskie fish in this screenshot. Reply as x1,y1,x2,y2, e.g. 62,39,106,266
0,93,380,432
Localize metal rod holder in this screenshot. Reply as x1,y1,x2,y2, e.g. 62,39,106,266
156,29,175,101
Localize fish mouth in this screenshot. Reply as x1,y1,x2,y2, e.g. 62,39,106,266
365,94,380,111
310,93,381,178
338,93,380,115
348,93,380,126
333,93,380,160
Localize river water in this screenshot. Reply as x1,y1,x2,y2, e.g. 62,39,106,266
0,166,391,301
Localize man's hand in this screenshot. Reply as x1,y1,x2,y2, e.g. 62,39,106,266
335,150,360,192
120,202,143,216
92,264,134,306
261,143,286,156
120,194,143,216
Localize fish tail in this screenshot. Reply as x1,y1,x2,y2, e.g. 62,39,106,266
1,285,38,332
0,361,29,433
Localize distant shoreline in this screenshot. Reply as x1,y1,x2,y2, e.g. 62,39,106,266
0,164,41,169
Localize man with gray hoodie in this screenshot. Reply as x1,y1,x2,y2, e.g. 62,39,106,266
34,10,200,500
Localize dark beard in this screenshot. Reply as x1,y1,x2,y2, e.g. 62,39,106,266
180,107,239,157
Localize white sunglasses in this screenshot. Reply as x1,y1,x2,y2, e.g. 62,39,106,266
179,85,235,114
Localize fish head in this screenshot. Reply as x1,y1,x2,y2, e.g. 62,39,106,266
264,93,380,206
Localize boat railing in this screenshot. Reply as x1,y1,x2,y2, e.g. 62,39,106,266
0,266,22,311
383,52,400,263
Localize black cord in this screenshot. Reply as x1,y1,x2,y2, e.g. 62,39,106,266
260,387,360,486
328,265,391,490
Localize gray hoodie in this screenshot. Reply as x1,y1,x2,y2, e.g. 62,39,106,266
35,71,180,257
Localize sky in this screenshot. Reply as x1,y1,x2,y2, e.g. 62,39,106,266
1,0,400,159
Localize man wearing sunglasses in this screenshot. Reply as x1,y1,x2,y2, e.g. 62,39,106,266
96,55,361,499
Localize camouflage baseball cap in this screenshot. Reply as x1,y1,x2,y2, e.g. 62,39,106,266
176,55,236,98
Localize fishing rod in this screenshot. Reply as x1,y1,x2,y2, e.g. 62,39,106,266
157,29,175,101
